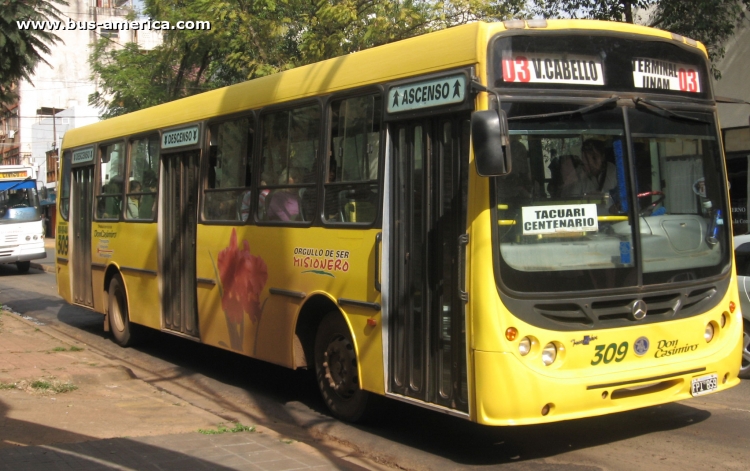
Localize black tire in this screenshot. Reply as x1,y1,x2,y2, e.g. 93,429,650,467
108,275,137,347
314,312,370,422
740,320,750,380
16,261,30,274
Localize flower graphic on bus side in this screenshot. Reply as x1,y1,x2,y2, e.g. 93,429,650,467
210,228,268,351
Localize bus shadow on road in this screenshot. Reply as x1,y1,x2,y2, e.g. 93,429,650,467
354,396,712,466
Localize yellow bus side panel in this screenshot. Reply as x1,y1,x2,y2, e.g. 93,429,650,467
55,220,71,303
92,222,161,329
194,225,383,393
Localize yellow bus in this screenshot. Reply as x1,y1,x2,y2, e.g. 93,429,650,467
56,19,743,425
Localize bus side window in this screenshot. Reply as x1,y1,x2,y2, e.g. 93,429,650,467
125,134,160,221
203,117,253,222
258,105,319,223
60,151,72,220
96,142,125,220
324,94,381,224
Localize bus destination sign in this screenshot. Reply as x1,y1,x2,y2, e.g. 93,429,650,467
72,147,94,164
162,125,200,149
387,74,466,113
501,53,604,86
521,204,599,235
632,58,701,93
0,169,30,180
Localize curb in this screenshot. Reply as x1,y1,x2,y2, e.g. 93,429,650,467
30,262,56,274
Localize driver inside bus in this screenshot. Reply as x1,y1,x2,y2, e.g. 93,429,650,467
560,139,618,211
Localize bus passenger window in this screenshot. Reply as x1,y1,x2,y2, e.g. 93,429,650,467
96,142,125,220
203,117,253,222
60,151,72,220
324,94,381,224
258,105,319,223
125,135,159,221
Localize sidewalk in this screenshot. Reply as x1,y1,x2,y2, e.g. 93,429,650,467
29,237,55,274
0,310,378,470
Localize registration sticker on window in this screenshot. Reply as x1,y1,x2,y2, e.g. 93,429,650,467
690,373,718,397
521,204,598,235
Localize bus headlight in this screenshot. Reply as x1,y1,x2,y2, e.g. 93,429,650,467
542,343,557,365
704,323,715,343
25,236,30,241
519,337,531,356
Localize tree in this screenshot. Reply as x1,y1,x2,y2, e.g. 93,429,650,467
0,0,67,103
531,0,655,23
89,0,526,117
532,0,750,78
651,0,750,78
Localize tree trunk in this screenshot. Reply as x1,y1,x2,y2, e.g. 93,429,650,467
624,0,634,23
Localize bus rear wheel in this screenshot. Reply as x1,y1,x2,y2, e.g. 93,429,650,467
314,312,369,422
108,275,137,347
16,261,30,274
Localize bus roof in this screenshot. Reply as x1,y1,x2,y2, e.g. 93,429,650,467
63,20,706,150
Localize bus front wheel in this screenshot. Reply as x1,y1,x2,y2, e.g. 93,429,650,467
740,320,750,380
108,275,136,347
314,312,369,422
16,261,30,274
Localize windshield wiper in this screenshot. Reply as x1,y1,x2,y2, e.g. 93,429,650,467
632,97,710,123
507,96,620,121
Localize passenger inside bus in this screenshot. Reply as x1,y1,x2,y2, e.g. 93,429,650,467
126,180,141,219
267,168,302,221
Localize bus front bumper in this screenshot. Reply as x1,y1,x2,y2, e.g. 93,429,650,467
0,244,46,264
472,339,742,426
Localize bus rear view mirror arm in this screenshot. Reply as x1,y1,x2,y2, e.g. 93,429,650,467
471,109,510,177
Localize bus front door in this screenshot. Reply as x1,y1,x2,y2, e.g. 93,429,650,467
389,117,469,413
71,166,94,307
160,150,200,338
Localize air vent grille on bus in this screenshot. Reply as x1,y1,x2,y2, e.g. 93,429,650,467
534,303,592,325
4,235,18,244
533,285,717,327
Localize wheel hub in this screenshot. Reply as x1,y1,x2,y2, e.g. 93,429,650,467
323,335,357,399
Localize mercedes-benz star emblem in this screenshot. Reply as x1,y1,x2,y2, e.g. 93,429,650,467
630,300,648,321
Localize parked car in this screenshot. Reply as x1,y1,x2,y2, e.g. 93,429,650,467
733,234,750,378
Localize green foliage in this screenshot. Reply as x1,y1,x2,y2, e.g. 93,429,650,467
198,423,256,434
50,345,84,352
0,382,16,390
30,379,78,393
532,0,750,78
531,0,655,22
0,0,67,102
89,0,525,117
652,0,750,78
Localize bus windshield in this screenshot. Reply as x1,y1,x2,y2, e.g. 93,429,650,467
0,186,42,224
495,102,729,293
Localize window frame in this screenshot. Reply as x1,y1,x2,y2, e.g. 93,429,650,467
201,112,256,225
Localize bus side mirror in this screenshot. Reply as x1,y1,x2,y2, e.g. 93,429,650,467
471,110,510,176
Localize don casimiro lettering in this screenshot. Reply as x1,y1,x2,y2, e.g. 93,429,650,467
387,74,466,113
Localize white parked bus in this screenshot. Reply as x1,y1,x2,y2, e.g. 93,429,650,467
0,166,46,273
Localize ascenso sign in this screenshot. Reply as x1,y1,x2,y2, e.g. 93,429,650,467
387,74,466,113
162,125,200,149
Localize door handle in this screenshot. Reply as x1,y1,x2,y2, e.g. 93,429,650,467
374,232,382,292
458,233,469,302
